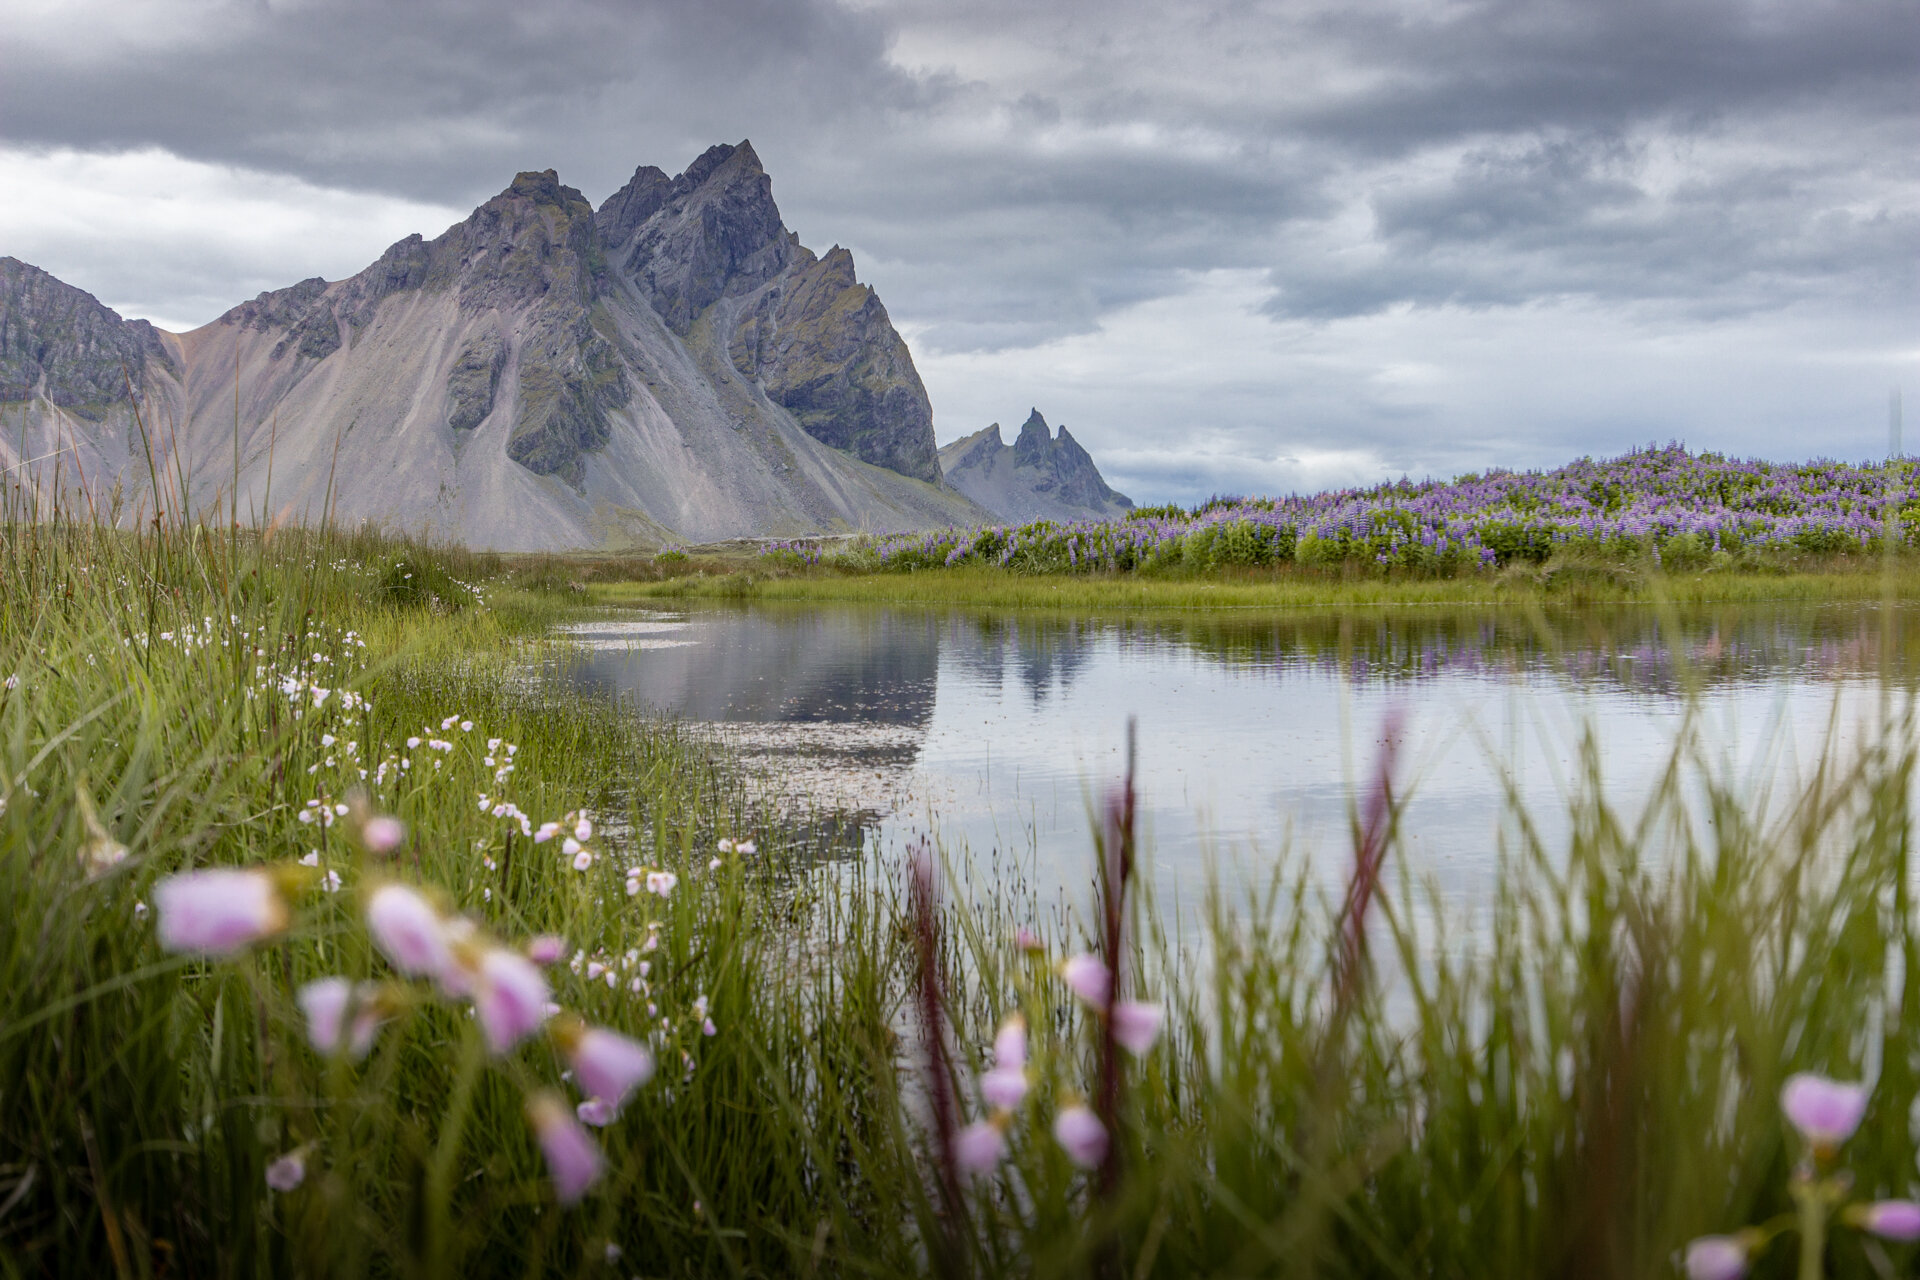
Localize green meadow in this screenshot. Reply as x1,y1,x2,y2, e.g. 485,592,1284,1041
4,507,1918,1277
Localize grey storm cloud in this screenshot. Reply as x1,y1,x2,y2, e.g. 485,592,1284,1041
2,0,1914,502
9,0,1911,330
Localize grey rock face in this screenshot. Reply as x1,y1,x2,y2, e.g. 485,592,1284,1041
448,170,629,486
222,277,342,362
505,305,629,487
728,245,940,483
619,143,792,334
445,328,506,431
602,141,943,484
594,165,672,250
939,409,1134,523
0,257,173,420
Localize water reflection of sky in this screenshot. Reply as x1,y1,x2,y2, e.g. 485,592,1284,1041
554,603,1919,938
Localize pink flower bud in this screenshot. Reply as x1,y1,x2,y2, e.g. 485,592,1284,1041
153,868,289,955
265,1151,306,1192
1053,1105,1108,1169
568,1028,655,1106
1855,1200,1920,1242
364,884,449,979
1683,1235,1748,1280
1111,1001,1165,1056
981,1066,1029,1112
361,815,405,855
1780,1073,1869,1152
956,1119,1007,1173
992,1015,1027,1071
297,977,383,1060
1060,954,1111,1009
527,1092,603,1205
1014,928,1043,953
473,948,551,1055
575,1098,617,1127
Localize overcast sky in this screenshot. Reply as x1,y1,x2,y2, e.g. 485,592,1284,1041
4,0,1914,504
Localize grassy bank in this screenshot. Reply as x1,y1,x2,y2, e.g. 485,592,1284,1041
591,559,1920,612
6,509,1920,1276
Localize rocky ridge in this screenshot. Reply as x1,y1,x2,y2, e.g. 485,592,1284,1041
0,143,982,549
939,408,1134,523
0,258,174,420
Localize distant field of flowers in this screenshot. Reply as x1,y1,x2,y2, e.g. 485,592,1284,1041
772,445,1920,574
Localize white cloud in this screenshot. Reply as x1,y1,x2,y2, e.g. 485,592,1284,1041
0,146,464,330
920,269,1917,506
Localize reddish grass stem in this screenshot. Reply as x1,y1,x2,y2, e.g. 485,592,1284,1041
909,844,967,1278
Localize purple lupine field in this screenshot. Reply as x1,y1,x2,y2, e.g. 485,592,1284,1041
774,445,1917,574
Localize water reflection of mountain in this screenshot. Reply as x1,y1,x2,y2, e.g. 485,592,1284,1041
553,609,941,846
559,608,940,725
940,614,1097,704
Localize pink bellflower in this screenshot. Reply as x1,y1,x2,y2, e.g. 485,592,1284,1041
153,868,290,956
527,1092,604,1205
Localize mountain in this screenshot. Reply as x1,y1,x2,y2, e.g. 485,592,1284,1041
0,143,986,549
939,409,1133,523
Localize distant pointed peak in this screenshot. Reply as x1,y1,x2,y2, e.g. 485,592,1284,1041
1015,409,1053,453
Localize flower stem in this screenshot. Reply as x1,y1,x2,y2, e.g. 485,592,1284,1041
426,1029,485,1276
1796,1178,1827,1280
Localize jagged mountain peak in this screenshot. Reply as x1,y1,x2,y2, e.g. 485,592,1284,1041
619,139,789,334
1014,407,1053,462
672,139,764,197
596,164,672,249
940,408,1133,523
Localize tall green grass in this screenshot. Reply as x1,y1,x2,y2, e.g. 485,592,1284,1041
3,499,1917,1276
